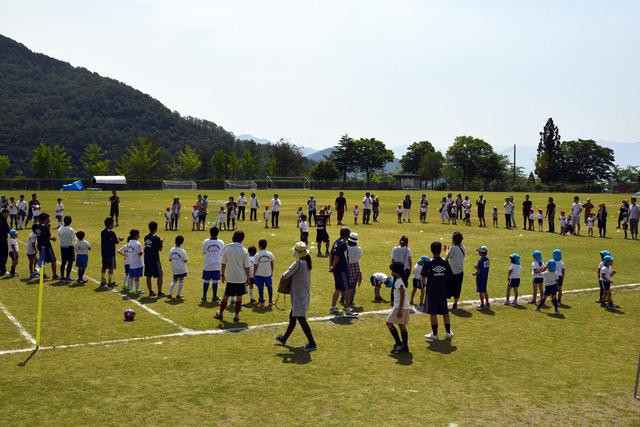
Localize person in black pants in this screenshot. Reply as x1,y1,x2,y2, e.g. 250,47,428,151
0,209,9,275
546,197,556,233
271,195,281,228
522,195,532,230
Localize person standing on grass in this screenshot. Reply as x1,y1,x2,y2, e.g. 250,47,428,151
270,194,281,228
445,231,465,309
170,197,181,231
597,203,608,238
35,213,59,280
201,226,224,303
473,245,490,308
249,193,259,221
386,261,411,353
254,239,276,307
372,195,380,222
530,250,545,305
329,227,352,316
629,197,640,240
307,195,317,227
402,194,412,223
362,192,373,224
226,196,237,231
144,221,165,297
0,208,9,276
100,217,122,287
391,235,413,291
455,194,463,220
109,190,120,227
522,195,532,230
617,200,629,229
167,235,188,300
275,242,317,351
503,197,514,229
335,191,347,225
422,241,454,341
25,193,40,228
237,192,247,221
214,230,250,323
419,194,429,223
583,198,594,226
545,197,556,233
571,196,583,235
57,215,76,281
535,259,559,314
505,253,521,306
476,194,487,227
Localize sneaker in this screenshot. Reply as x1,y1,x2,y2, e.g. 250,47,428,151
107,282,116,288
528,299,536,305
167,294,173,299
136,290,144,295
11,273,19,277
100,281,108,287
176,295,183,300
214,312,223,320
445,331,454,339
535,306,541,311
268,301,274,307
504,300,510,305
274,335,286,346
479,304,485,309
303,343,317,352
148,291,157,297
329,307,341,315
233,316,240,322
249,299,257,304
201,297,207,303
390,345,406,354
212,297,220,302
52,275,60,280
424,332,439,340
157,292,166,298
511,301,518,306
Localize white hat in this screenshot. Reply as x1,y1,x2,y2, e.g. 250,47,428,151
348,232,359,243
292,241,310,258
476,245,488,253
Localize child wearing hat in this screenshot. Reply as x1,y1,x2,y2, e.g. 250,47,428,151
344,232,362,306
552,249,566,303
473,245,490,308
9,229,19,277
530,250,545,305
385,261,410,354
370,272,392,302
596,250,610,304
505,253,520,305
535,259,559,314
599,255,618,309
410,255,429,307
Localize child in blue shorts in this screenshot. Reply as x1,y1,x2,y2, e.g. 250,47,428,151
505,253,520,305
596,250,610,304
74,231,91,284
536,259,559,314
473,245,490,308
530,250,545,305
552,249,566,303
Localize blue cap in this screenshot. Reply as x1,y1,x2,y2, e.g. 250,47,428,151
600,250,611,259
9,229,17,236
532,250,542,262
547,259,557,272
552,249,562,261
419,255,430,265
385,276,394,287
603,255,614,263
510,253,520,264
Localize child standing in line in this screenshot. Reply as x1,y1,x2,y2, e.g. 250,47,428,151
345,232,362,306
473,245,490,308
410,255,429,307
127,229,144,294
530,250,545,305
535,259,559,314
255,239,276,307
370,272,392,302
117,237,131,291
596,250,611,304
385,262,410,354
201,226,224,303
600,255,618,309
8,230,19,277
27,224,39,278
218,206,227,231
55,198,64,228
450,204,457,225
299,214,309,244
587,213,595,237
492,207,498,227
621,212,629,239
31,202,41,225
57,215,76,281
552,249,566,303
559,211,567,235
36,213,58,280
74,231,91,284
528,209,534,231
247,246,257,304
396,204,402,224
325,205,332,226
192,205,199,231
8,197,18,230
17,195,27,230
165,207,172,231
420,203,427,224
505,253,520,305
353,205,359,225
464,204,471,226
296,207,303,227
537,208,544,231
167,235,188,300
263,205,270,228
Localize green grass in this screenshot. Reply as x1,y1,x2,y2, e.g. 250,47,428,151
0,189,638,425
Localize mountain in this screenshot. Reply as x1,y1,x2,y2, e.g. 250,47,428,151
236,133,318,156
0,34,236,176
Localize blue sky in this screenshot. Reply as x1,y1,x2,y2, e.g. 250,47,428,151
2,0,639,159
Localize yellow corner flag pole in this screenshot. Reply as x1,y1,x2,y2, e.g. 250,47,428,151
35,247,46,349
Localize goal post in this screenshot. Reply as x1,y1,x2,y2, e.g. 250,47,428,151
162,180,197,190
266,176,310,190
224,180,258,190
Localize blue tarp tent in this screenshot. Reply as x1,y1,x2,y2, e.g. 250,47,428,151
61,180,85,191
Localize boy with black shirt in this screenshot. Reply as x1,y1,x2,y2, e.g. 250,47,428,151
109,190,120,226
422,241,454,340
329,227,356,316
144,221,165,297
36,213,59,280
100,217,122,287
314,210,330,256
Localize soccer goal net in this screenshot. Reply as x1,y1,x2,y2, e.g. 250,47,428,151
162,180,197,190
266,176,311,190
224,180,258,190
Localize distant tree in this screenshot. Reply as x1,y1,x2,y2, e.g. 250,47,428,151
270,139,308,176
331,134,359,181
118,136,160,180
175,145,202,179
210,150,227,179
615,165,640,185
80,143,111,177
0,155,10,176
309,157,341,181
560,139,616,183
31,143,52,178
241,148,254,179
528,172,536,185
50,144,72,178
354,138,394,186
446,136,494,189
266,154,278,176
477,152,510,190
418,150,445,189
400,140,435,174
226,152,242,180
535,118,563,183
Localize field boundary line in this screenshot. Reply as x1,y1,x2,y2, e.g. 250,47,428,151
0,300,36,346
16,239,189,332
1,283,637,357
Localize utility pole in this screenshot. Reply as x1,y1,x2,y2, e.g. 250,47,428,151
513,144,516,186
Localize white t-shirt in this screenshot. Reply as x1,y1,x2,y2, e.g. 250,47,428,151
532,261,545,279
9,202,18,215
263,209,270,220
26,232,37,255
192,209,199,221
600,265,613,282
391,246,412,269
57,226,76,248
587,217,594,228
219,211,226,222
392,278,410,309
504,202,513,214
250,197,259,209
509,264,521,279
447,245,465,275
372,272,388,284
238,196,247,207
169,247,188,275
299,221,309,233
353,207,359,216
128,240,144,269
202,238,224,271
362,196,372,209
17,200,27,212
572,202,582,216
559,216,567,227
413,263,422,280
254,250,275,277
347,246,362,264
271,198,281,212
75,240,91,256
555,260,565,277
165,211,171,221
629,204,640,220
9,238,18,253
32,205,40,217
249,256,255,279
118,243,130,265
56,203,64,216
221,242,250,283
542,270,557,286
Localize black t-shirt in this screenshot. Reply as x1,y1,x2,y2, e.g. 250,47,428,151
101,228,118,258
330,238,348,272
144,233,163,263
403,199,412,209
546,202,556,216
109,195,119,209
226,202,237,215
477,198,486,213
315,215,326,230
523,200,532,215
421,257,453,297
36,224,52,249
335,197,346,210
0,217,9,239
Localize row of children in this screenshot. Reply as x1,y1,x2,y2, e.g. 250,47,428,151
0,194,58,229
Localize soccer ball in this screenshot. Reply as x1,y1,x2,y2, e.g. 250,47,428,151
124,309,136,321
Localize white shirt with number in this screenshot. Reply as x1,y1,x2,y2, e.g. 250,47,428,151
254,250,275,277
128,240,144,269
202,238,224,271
169,247,188,275
75,240,91,256
221,242,250,283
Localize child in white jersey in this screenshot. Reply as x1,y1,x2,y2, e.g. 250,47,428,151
559,211,567,235
385,262,410,354
263,206,270,228
410,255,429,307
165,207,171,231
55,198,64,228
9,230,19,277
587,213,595,237
26,224,39,278
552,249,566,303
218,207,227,231
247,246,257,304
117,238,131,290
505,253,521,305
191,205,199,231
353,205,359,225
299,215,309,244
167,235,188,300
8,197,18,230
254,239,275,307
126,229,144,294
74,231,91,284
599,255,618,309
530,250,545,305
535,259,559,314
537,208,544,231
201,226,224,302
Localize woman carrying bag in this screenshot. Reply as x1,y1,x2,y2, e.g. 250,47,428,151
275,242,317,351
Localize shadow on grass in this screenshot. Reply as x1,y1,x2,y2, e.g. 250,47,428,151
546,312,566,319
329,316,357,326
604,307,625,315
477,307,495,316
93,285,111,293
388,351,413,365
214,318,249,332
198,300,218,309
165,298,184,305
451,308,472,318
17,348,38,367
275,345,312,364
68,282,85,288
251,305,273,314
427,339,457,354
558,302,572,309
138,296,158,304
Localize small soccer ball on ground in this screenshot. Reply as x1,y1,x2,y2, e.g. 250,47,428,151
124,309,136,321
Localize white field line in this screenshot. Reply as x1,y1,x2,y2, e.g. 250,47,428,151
16,239,188,332
1,283,637,357
0,300,36,346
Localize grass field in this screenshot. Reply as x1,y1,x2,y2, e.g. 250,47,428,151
0,189,638,425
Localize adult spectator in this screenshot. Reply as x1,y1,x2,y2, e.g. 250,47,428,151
249,193,259,221
597,202,608,238
25,193,40,228
571,196,583,235
362,192,373,224
0,209,9,275
617,200,629,229
445,231,465,309
335,191,347,225
402,194,412,223
455,194,463,220
372,195,380,222
144,221,164,297
226,196,237,230
583,198,594,226
329,227,352,316
522,195,532,230
275,242,316,351
503,197,514,229
545,197,556,233
170,197,181,231
237,192,247,221
109,190,120,227
0,196,6,209
307,195,317,226
270,194,281,228
476,194,487,227
509,196,517,228
391,235,412,288
214,230,250,322
629,197,640,240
